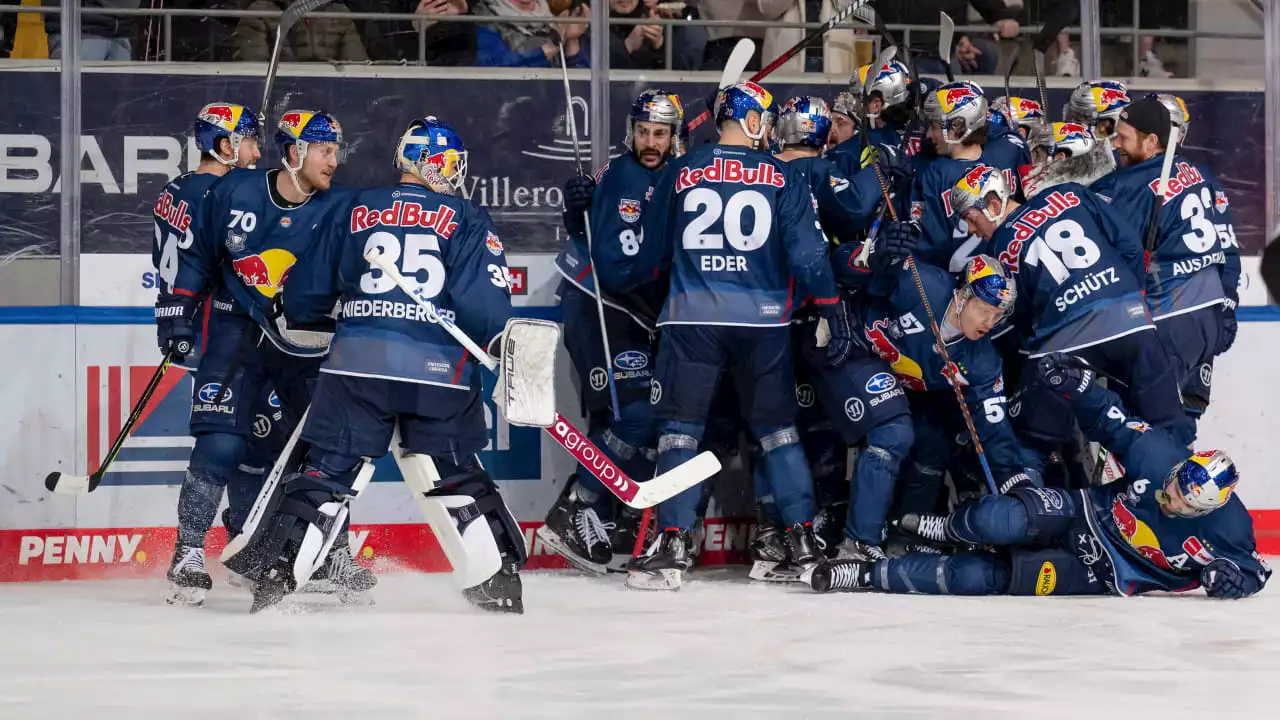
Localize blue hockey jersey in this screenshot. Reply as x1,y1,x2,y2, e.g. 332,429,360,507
785,154,881,246
981,122,1031,184
1091,154,1241,320
284,183,513,389
860,261,1026,478
630,143,839,327
1071,383,1270,597
986,182,1151,356
181,169,348,356
911,154,1023,272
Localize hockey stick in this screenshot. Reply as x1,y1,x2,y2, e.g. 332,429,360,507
45,353,182,495
220,406,311,561
365,249,721,509
259,0,335,128
938,11,956,82
557,43,621,423
719,38,756,91
687,0,874,131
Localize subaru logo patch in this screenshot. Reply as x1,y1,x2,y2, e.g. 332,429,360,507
198,383,230,404
865,372,897,395
614,350,648,371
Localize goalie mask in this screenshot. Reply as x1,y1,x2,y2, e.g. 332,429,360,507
1160,450,1239,518
926,81,988,145
275,109,344,196
949,163,1013,225
625,89,685,160
715,81,776,149
773,96,832,150
396,116,469,195
195,103,260,166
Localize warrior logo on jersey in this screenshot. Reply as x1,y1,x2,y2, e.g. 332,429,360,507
844,397,865,422
865,319,926,391
1111,496,1172,570
795,384,815,408
618,199,641,224
232,248,296,298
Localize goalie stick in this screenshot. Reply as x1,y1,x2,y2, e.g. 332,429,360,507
687,0,874,131
45,353,183,495
259,0,335,128
364,248,721,509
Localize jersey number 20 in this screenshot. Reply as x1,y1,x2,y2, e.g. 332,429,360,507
682,188,772,251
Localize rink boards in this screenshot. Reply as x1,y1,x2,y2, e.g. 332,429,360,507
0,253,1276,582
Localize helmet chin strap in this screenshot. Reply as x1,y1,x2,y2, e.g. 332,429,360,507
284,141,315,197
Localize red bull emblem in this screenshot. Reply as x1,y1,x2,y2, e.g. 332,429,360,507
1013,98,1043,118
202,105,235,128
740,82,772,109
618,198,642,224
1096,86,1128,110
232,248,297,298
960,164,994,193
969,256,988,275
279,112,307,136
1214,191,1230,213
1110,496,1171,569
944,86,974,107
864,319,926,391
1056,122,1089,142
485,232,504,256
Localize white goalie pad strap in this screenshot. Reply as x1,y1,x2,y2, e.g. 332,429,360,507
419,494,504,589
496,317,560,428
291,501,350,586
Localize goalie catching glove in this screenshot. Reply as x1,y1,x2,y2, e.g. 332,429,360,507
487,317,561,428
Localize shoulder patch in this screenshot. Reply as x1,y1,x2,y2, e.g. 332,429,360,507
485,231,504,256
618,199,641,223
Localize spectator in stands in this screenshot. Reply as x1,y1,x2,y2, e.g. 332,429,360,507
354,0,476,65
697,1,804,73
472,0,588,68
868,0,1020,76
43,0,140,61
609,0,663,69
234,0,369,62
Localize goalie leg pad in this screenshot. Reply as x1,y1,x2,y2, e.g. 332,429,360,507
420,471,527,589
495,317,561,428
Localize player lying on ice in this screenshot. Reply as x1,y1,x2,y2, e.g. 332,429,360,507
805,352,1271,599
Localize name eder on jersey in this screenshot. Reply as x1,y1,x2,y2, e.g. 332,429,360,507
675,156,789,273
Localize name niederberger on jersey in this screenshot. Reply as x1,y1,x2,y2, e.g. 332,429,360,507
349,200,459,238
340,298,457,324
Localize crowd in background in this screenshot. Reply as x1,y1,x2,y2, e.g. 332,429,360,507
0,0,1193,77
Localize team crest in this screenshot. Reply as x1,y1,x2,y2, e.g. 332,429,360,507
485,232,504,256
279,217,292,228
1214,191,1230,213
225,231,246,253
618,199,642,224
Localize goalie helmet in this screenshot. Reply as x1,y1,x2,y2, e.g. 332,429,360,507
1161,450,1239,518
714,81,776,148
1064,81,1130,134
194,103,259,166
1147,92,1191,143
925,81,988,145
625,89,685,158
773,96,832,150
958,254,1016,314
1049,122,1096,159
395,117,468,195
949,163,1013,224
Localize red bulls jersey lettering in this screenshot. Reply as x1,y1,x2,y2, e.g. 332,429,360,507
1147,162,1205,202
154,190,193,232
675,158,787,193
349,201,458,238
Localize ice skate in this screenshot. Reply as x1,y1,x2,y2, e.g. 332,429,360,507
805,558,871,593
786,522,823,568
249,563,296,614
463,562,524,614
835,538,887,563
302,543,377,603
748,520,799,583
626,529,691,591
896,512,955,545
606,507,643,573
538,486,614,574
166,543,213,607
813,501,848,558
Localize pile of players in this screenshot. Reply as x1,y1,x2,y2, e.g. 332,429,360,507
541,66,1270,600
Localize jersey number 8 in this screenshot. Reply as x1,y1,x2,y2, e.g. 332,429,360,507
360,231,446,299
682,188,773,251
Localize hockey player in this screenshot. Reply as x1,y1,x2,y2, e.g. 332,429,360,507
860,255,1037,516
991,96,1045,142
239,117,528,613
160,109,373,604
952,137,1193,472
1063,80,1131,140
827,60,913,180
1092,97,1239,430
617,82,854,590
809,353,1271,600
910,81,1023,272
827,90,860,149
541,89,685,573
152,102,262,604
773,96,913,564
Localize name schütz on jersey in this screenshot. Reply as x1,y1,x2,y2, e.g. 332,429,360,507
153,189,193,231
1000,191,1082,273
1055,267,1120,312
350,200,458,238
1148,162,1205,201
675,158,786,193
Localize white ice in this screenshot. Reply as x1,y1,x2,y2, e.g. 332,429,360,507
1,570,1277,719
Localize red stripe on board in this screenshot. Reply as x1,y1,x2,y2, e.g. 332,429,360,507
87,366,101,474
129,365,186,432
108,367,122,449
1253,510,1280,555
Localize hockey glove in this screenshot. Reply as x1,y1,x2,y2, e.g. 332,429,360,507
1201,558,1255,599
816,297,857,368
155,295,197,362
1219,297,1238,355
871,221,920,275
876,143,911,189
1032,353,1095,402
562,174,596,237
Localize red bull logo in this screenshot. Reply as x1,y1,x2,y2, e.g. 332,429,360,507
200,104,239,131
1011,97,1043,120
618,199,642,223
232,248,297,298
1093,85,1129,111
941,85,976,112
279,111,314,138
1111,497,1171,569
864,319,926,391
958,164,996,195
1054,122,1089,144
740,82,772,109
153,190,192,232
485,232,504,256
968,256,989,276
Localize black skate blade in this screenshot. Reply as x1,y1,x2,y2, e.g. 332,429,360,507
749,561,806,584
249,577,291,614
624,568,683,591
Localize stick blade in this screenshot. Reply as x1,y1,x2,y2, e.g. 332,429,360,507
629,452,722,509
719,39,755,89
45,472,91,495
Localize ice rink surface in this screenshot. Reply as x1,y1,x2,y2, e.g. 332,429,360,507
2,569,1277,720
